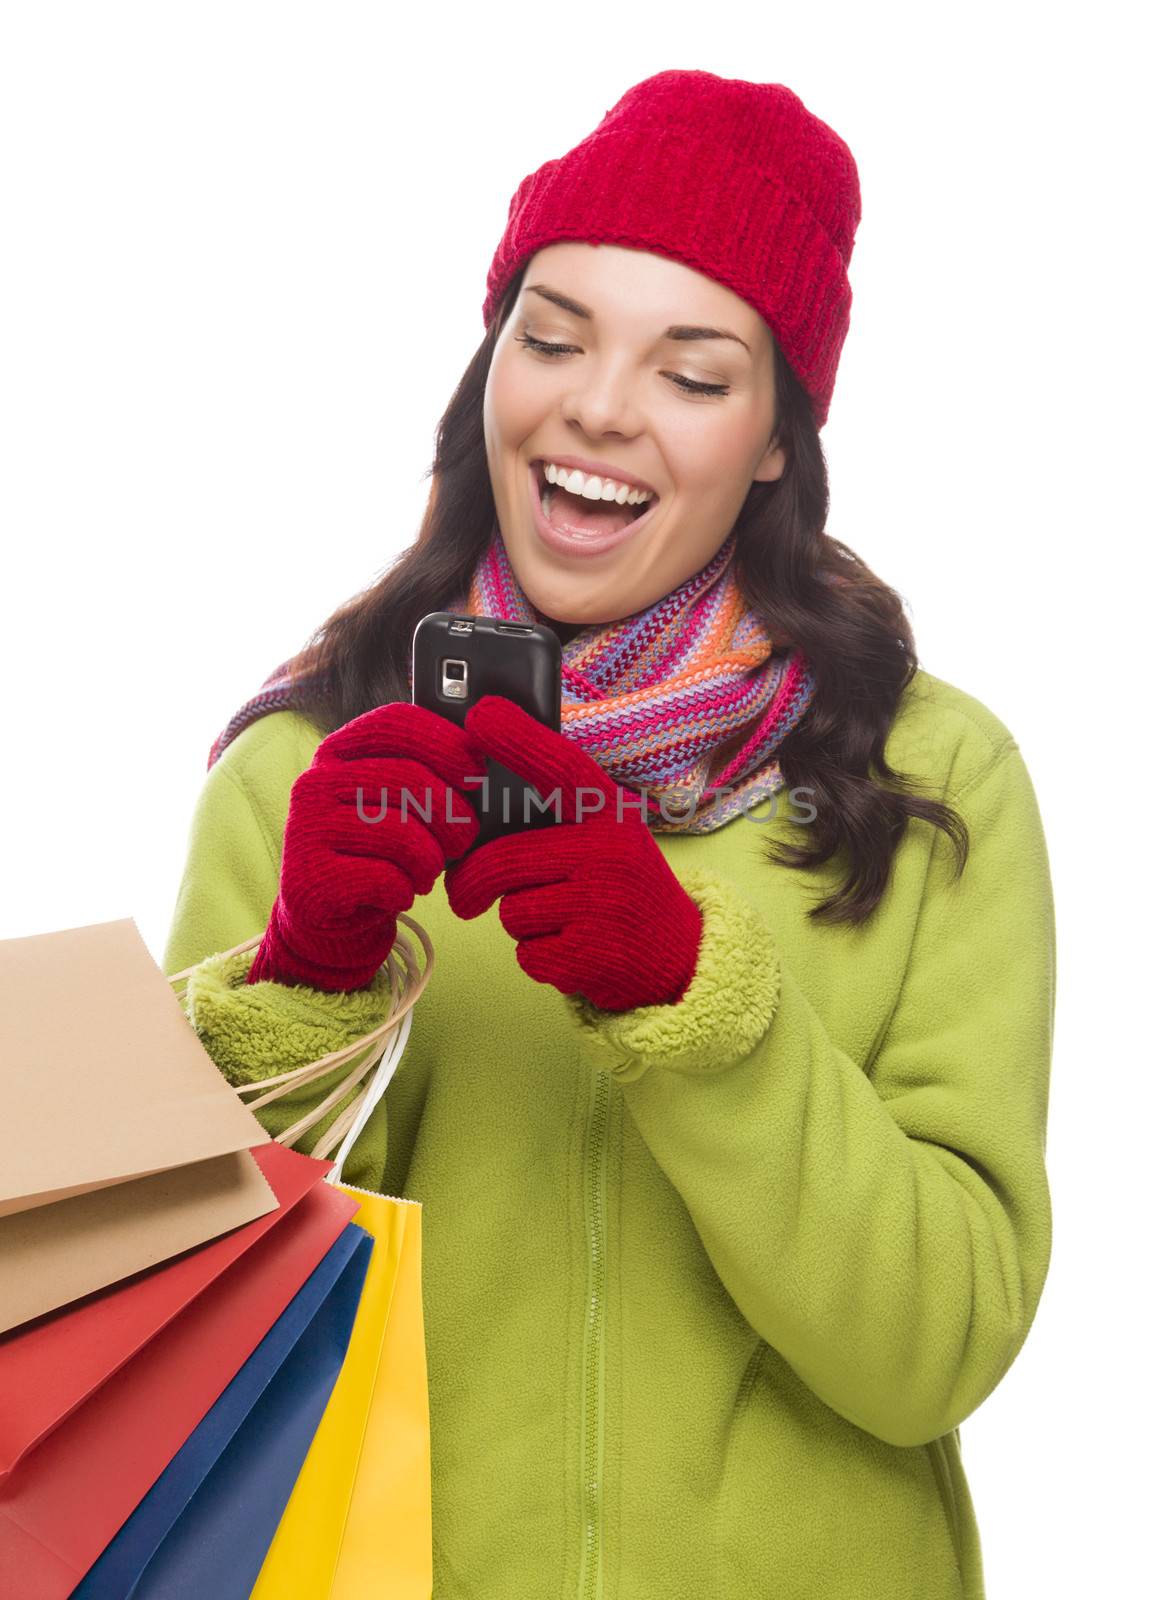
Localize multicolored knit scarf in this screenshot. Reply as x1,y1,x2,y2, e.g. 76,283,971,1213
207,526,815,834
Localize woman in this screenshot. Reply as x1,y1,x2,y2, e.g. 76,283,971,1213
165,69,1055,1599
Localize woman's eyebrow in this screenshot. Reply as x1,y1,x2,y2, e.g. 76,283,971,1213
524,283,752,354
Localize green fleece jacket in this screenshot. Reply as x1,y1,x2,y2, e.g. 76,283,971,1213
163,668,1055,1600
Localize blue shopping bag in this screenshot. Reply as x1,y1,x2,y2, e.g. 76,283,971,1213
74,1220,373,1600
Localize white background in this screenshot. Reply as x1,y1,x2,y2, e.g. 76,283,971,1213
1,3,1160,1593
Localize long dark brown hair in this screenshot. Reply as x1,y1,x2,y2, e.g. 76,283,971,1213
278,267,967,925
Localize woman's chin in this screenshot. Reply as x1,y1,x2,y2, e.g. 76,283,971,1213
495,534,572,616
498,520,638,631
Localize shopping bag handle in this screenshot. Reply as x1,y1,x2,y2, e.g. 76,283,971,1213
168,913,434,1180
327,1005,413,1185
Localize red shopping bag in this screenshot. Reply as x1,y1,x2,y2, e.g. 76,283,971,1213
0,1146,357,1599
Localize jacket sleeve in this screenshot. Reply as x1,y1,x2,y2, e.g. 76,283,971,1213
163,755,282,977
163,746,393,1195
563,742,1055,1448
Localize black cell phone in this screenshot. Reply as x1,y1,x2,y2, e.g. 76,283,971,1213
411,611,563,848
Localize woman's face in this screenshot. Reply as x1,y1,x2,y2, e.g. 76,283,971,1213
482,242,785,630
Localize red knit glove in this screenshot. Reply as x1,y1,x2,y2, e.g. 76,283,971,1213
249,702,487,991
443,695,703,1012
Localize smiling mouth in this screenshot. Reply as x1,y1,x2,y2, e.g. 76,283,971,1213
532,463,658,537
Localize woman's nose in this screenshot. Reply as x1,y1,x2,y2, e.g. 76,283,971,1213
558,356,643,440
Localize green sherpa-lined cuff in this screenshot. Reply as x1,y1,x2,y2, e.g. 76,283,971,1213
181,947,395,1087
563,868,781,1084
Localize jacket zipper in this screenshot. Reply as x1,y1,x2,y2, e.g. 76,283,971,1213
577,1065,610,1600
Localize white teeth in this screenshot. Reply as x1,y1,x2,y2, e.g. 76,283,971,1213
541,460,653,506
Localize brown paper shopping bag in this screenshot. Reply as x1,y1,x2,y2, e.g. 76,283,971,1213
0,917,277,1331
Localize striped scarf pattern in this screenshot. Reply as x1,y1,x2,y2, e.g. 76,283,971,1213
207,527,814,834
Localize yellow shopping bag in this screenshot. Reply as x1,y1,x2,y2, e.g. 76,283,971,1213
176,914,434,1599
249,1184,430,1598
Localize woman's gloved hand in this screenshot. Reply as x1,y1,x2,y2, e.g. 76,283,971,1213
249,702,487,991
443,695,703,1012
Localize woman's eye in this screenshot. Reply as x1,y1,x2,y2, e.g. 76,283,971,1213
517,333,576,358
514,333,729,397
667,372,731,396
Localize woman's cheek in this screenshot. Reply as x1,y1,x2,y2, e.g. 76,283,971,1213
488,349,559,446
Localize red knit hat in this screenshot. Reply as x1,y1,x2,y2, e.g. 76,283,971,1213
482,69,862,429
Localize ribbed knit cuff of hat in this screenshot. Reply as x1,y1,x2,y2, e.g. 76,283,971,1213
181,947,394,1088
563,869,781,1084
